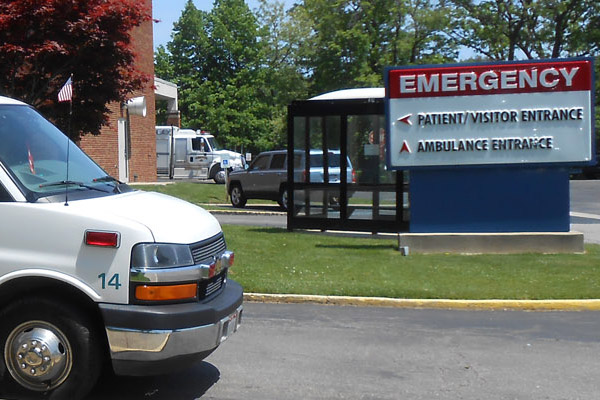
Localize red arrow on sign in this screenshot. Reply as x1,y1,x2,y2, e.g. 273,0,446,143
397,114,412,125
400,140,411,153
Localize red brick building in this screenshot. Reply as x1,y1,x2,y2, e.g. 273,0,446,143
79,0,157,183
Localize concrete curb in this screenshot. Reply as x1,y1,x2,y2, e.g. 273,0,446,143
208,209,285,216
203,204,286,216
244,293,600,311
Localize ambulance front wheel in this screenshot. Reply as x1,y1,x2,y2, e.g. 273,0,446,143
0,296,102,400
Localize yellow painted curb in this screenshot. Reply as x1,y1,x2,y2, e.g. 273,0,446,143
244,293,600,311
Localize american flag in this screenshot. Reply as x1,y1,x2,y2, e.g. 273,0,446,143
27,144,35,175
58,77,73,102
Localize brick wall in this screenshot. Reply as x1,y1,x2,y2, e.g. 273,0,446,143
80,0,156,183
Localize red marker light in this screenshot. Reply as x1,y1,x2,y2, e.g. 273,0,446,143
85,231,120,247
208,262,216,278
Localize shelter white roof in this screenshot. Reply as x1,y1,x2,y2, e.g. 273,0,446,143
309,88,384,101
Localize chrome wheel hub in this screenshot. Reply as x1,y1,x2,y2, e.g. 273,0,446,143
215,170,226,182
4,321,72,391
232,188,241,202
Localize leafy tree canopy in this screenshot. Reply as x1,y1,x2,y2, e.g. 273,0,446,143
0,0,152,139
449,0,599,60
156,0,278,153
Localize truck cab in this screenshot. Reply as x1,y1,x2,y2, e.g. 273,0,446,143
0,97,242,399
156,126,245,183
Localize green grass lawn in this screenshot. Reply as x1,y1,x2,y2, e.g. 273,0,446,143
223,225,600,300
134,182,270,208
134,183,230,204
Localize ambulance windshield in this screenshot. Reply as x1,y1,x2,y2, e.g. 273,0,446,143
0,105,126,202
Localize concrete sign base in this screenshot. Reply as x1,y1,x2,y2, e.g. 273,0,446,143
398,231,584,254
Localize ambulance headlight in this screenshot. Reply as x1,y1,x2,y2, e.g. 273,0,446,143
131,243,194,269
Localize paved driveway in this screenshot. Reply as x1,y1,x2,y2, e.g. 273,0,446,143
570,180,600,243
90,302,600,400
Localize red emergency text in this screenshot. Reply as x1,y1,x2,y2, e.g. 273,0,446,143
388,61,591,98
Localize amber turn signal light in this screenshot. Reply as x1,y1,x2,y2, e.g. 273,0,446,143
135,283,198,301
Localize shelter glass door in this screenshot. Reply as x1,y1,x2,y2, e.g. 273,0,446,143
288,99,409,233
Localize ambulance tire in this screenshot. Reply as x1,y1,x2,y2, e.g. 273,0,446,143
0,296,102,400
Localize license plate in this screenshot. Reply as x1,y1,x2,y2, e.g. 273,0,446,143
220,308,242,343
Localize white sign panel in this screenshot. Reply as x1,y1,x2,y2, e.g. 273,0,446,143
386,59,594,169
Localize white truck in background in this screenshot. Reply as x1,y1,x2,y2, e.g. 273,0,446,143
156,126,245,184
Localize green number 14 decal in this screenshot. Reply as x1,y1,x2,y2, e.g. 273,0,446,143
98,273,122,290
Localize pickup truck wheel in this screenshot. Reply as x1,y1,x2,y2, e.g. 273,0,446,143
0,297,102,400
230,185,247,208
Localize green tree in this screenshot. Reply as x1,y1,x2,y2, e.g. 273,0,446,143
254,0,310,148
448,0,533,60
299,0,375,93
399,0,458,65
448,0,599,60
155,0,275,153
299,0,457,94
160,1,209,129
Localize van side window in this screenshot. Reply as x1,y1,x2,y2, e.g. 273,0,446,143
0,183,13,202
250,155,269,170
270,154,286,170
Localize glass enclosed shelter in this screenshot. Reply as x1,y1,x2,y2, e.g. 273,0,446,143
287,88,409,233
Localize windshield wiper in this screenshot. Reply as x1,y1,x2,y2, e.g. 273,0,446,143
93,175,126,193
93,175,120,183
39,180,112,193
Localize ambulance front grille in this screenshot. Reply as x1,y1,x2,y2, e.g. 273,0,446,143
190,233,227,264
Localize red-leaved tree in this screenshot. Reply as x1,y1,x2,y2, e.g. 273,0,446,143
0,0,151,140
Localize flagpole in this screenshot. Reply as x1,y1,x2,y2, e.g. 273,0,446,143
65,73,73,206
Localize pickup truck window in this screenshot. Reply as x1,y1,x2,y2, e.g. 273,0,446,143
270,154,286,169
250,155,269,170
310,152,341,168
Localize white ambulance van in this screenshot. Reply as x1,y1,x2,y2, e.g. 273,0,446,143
0,96,242,399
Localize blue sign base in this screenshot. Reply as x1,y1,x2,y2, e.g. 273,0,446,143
409,167,570,233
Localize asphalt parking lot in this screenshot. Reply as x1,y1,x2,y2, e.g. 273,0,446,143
89,302,600,400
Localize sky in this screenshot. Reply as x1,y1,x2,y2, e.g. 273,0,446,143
152,0,293,52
